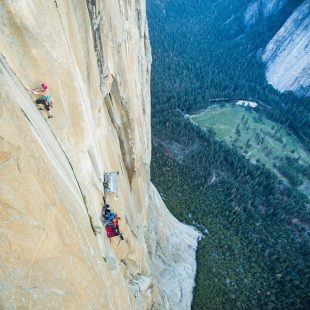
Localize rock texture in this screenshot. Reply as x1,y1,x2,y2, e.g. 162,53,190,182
244,0,288,26
262,1,310,96
0,0,198,309
147,185,200,309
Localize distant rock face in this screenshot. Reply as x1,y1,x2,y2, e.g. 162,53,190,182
0,0,198,309
261,0,288,16
244,0,288,26
262,1,310,97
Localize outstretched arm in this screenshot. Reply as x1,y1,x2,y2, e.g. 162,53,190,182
32,89,44,95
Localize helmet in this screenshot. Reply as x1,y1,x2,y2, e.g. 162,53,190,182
41,83,48,90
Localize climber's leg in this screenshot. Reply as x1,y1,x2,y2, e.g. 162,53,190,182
35,98,45,110
44,102,53,118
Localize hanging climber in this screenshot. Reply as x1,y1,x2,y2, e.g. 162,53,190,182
103,204,116,224
111,214,120,227
31,83,53,118
107,216,123,240
111,214,121,235
102,204,123,239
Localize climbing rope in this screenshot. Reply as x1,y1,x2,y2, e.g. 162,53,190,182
54,0,89,109
54,1,105,233
54,1,131,242
54,0,105,181
56,1,130,186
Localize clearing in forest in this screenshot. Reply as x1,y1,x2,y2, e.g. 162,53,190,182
191,104,310,192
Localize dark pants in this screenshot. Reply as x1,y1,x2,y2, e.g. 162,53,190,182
36,99,51,111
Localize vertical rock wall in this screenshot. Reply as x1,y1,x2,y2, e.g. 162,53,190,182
262,1,310,96
0,0,198,309
244,0,289,27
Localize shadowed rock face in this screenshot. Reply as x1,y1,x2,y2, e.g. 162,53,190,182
244,0,289,26
0,0,198,309
262,1,310,97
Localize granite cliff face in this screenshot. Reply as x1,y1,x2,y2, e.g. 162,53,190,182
0,1,199,309
244,0,288,26
262,1,310,97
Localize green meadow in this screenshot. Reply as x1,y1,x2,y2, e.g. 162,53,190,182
191,104,310,193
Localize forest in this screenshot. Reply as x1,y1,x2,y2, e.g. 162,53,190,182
148,0,310,145
152,113,310,309
147,0,310,308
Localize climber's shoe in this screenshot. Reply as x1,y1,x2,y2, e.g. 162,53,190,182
48,115,53,118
